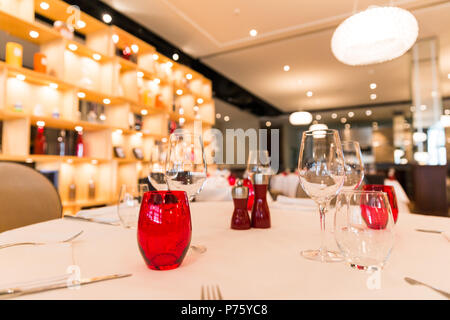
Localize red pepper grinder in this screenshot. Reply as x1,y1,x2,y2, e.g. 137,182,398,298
243,177,254,211
231,179,251,230
251,173,271,228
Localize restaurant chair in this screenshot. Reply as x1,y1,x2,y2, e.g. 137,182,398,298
0,162,62,232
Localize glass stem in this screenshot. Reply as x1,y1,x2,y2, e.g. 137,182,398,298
319,201,328,261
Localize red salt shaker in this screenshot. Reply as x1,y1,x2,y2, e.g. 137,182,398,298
231,179,251,230
251,173,271,228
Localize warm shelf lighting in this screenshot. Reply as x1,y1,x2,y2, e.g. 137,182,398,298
115,129,123,135
413,131,427,143
370,83,377,89
331,113,338,119
216,113,222,119
153,54,159,60
112,34,119,44
77,92,86,98
370,93,377,100
420,104,427,111
92,53,101,61
154,78,161,84
331,6,418,66
99,114,106,121
76,20,86,29
67,159,73,164
102,13,112,24
315,114,322,120
340,117,347,123
49,83,58,89
75,126,83,132
186,73,193,80
179,108,184,115
29,30,39,39
141,109,148,115
193,105,199,112
289,111,312,125
179,117,185,125
36,120,45,127
266,121,271,127
103,98,111,105
224,116,230,122
167,62,173,68
91,159,98,165
249,29,258,37
137,71,144,78
283,65,290,72
136,132,143,137
131,44,139,53
197,98,204,104
176,89,183,95
40,2,49,10
25,158,34,164
366,109,372,116
16,74,26,81
68,43,78,51
306,91,313,97
348,111,355,118
161,137,168,143
172,53,179,61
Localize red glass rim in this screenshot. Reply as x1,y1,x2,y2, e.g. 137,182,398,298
144,190,187,197
362,184,395,192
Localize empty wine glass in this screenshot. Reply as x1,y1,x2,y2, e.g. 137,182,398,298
342,141,364,192
165,131,207,200
117,184,149,228
334,191,395,271
148,142,168,190
298,129,346,262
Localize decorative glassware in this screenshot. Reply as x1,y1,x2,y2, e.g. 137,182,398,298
334,191,395,270
362,184,399,223
138,190,192,270
341,141,364,192
34,124,47,155
148,142,169,191
298,129,345,262
117,184,149,228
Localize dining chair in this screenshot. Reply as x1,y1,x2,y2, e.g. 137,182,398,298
0,162,62,232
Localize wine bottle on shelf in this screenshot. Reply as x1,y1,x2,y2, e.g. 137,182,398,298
68,178,76,202
88,178,96,200
76,130,84,157
57,130,66,156
34,125,47,155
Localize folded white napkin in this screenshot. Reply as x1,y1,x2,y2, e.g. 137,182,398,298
76,205,119,223
195,176,232,201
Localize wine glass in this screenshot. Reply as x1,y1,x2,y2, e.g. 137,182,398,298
334,191,395,271
298,129,346,262
362,185,399,223
246,149,272,177
341,141,364,192
148,142,168,190
165,132,207,200
117,184,149,228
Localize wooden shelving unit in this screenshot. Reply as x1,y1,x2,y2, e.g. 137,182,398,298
0,0,215,215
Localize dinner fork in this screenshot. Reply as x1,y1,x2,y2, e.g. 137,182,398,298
404,277,450,299
0,230,83,250
201,284,223,300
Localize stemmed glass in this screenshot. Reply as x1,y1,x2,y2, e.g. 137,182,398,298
298,129,346,262
341,141,364,192
117,184,149,228
148,142,168,190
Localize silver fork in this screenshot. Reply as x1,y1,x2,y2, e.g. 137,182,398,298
0,230,83,250
201,284,223,300
404,277,450,299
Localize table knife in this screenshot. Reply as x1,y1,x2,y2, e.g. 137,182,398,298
0,273,132,299
415,228,443,234
63,215,120,226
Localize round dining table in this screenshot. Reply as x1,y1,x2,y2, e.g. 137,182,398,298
0,201,448,300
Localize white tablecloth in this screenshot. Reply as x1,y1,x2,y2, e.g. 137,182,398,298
0,202,449,300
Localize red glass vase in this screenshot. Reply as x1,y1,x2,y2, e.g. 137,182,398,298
76,131,84,157
137,190,192,270
362,184,399,223
34,126,47,154
243,178,254,211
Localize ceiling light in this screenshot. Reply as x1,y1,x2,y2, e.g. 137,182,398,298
92,53,101,61
306,91,313,97
420,104,427,111
99,114,106,121
289,111,313,125
49,83,58,89
40,2,50,10
76,20,86,29
75,126,83,132
283,65,290,72
153,54,159,60
16,74,26,81
77,92,86,98
340,117,347,123
179,117,185,125
197,98,204,104
68,43,78,51
112,34,119,44
176,89,183,95
309,123,328,131
161,137,168,143
370,93,377,100
315,114,322,120
370,83,377,89
103,98,111,105
141,109,148,115
249,29,258,37
131,44,139,53
178,108,184,115
36,120,45,127
186,73,192,80
172,53,179,61
137,71,144,78
331,113,338,119
366,109,372,116
216,113,221,119
102,13,112,24
224,116,230,122
266,121,271,127
29,30,39,39
348,111,355,118
331,6,418,66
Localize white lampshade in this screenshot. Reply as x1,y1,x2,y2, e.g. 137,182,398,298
331,6,418,66
289,111,313,125
309,123,328,131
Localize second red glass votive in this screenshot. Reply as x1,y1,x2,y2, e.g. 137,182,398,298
362,184,399,223
137,190,192,270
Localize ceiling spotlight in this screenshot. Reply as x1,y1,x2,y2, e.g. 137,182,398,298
366,109,372,116
29,30,39,39
102,13,112,24
224,116,230,122
75,126,83,132
197,98,204,104
179,117,185,125
131,44,139,53
249,29,258,37
370,83,377,89
49,83,58,89
216,113,221,119
340,117,347,123
266,121,272,127
40,2,50,10
103,98,111,105
77,92,86,98
92,53,101,61
186,73,193,80
99,114,106,121
172,53,179,61
112,34,119,44
166,61,173,68
36,120,45,127
161,137,168,143
289,111,313,125
76,20,86,29
306,91,313,97
68,43,78,51
370,93,377,100
16,74,26,81
176,89,183,95
153,54,159,60
348,111,355,118
315,114,322,120
283,65,290,72
141,109,148,115
331,113,338,119
410,106,416,112
137,71,144,78
420,104,427,111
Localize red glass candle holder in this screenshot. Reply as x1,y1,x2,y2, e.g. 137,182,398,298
362,184,399,223
137,190,192,270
